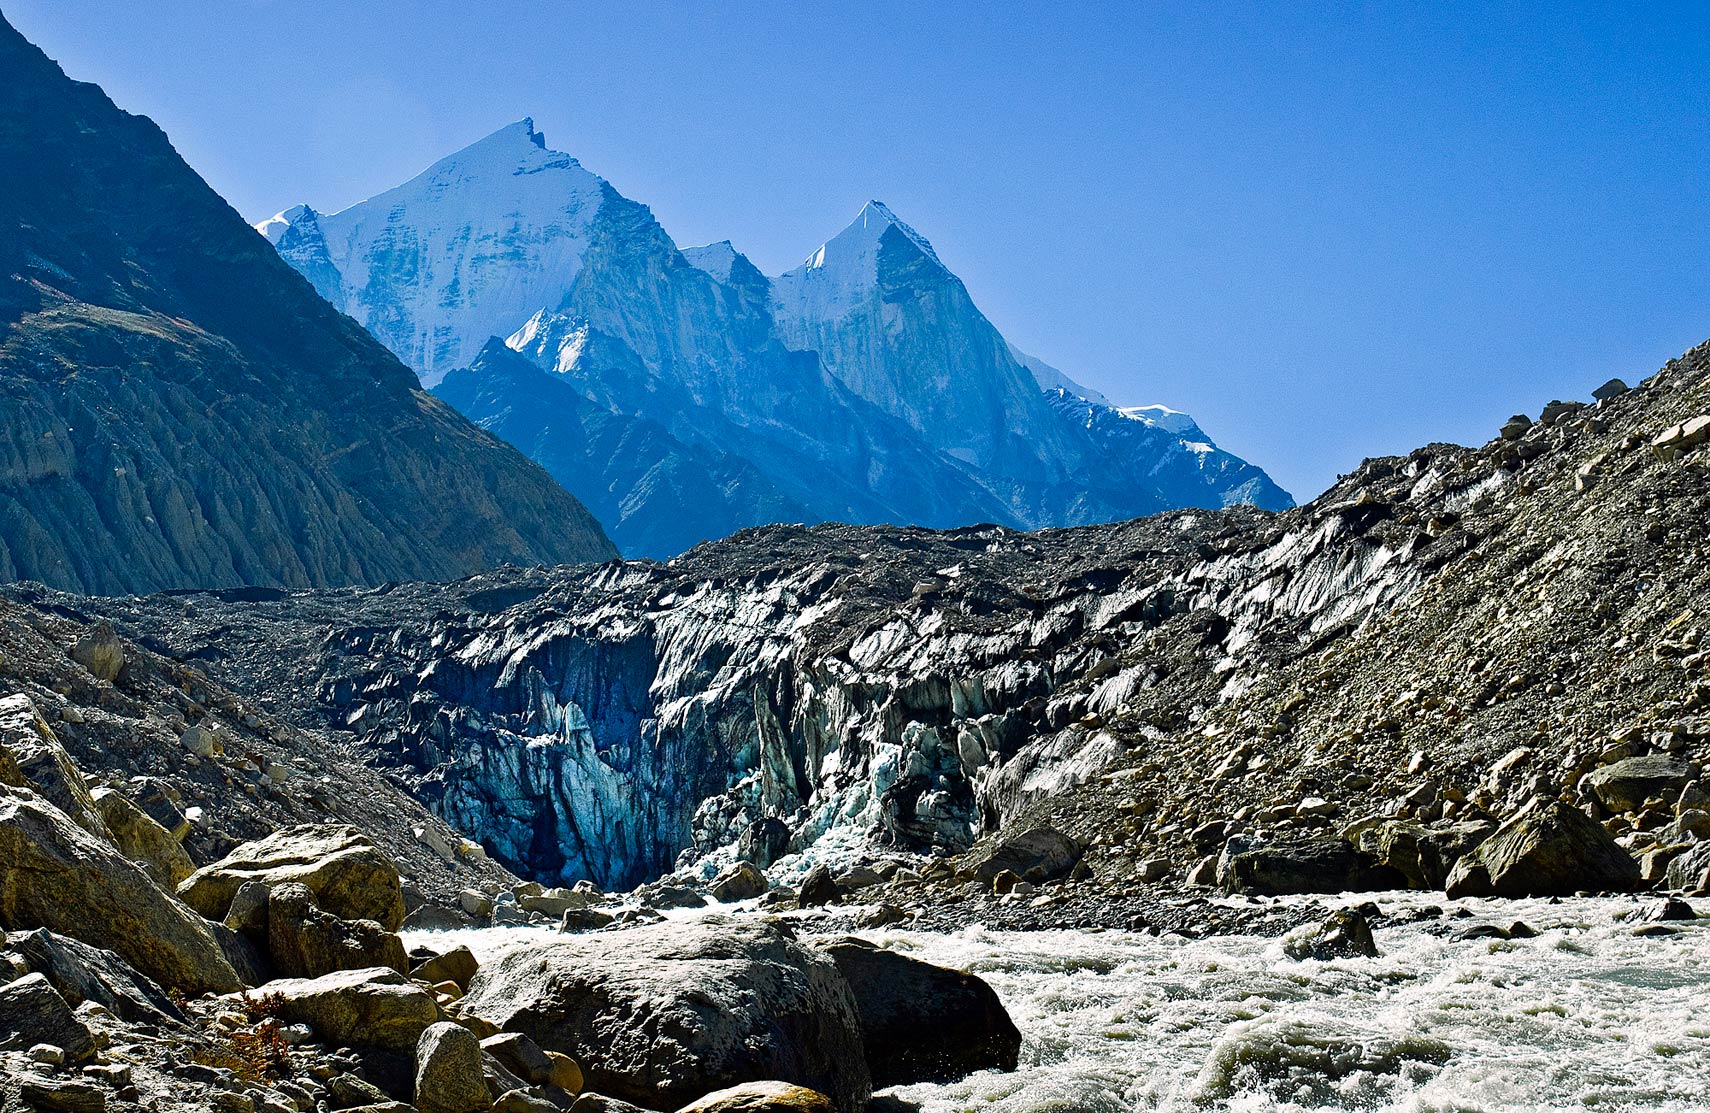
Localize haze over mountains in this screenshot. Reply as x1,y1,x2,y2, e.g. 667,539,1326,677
0,26,615,594
260,120,1291,557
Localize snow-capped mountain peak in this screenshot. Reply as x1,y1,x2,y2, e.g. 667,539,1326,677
254,118,610,386
254,203,313,245
770,200,946,328
681,240,740,283
1116,403,1201,437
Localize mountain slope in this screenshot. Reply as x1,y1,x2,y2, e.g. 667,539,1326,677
262,124,1291,557
66,344,1710,900
438,341,812,558
0,19,616,594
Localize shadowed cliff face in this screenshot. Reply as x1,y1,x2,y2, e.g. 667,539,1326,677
0,15,616,595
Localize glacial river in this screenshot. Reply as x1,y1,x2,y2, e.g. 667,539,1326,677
413,892,1710,1113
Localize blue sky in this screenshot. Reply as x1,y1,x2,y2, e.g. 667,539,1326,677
11,1,1710,500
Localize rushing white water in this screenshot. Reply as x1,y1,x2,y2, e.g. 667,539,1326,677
871,893,1710,1113
410,892,1710,1113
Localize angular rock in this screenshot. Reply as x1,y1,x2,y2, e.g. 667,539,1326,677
267,882,408,979
560,907,616,933
495,1093,559,1113
964,826,1081,884
7,929,184,1026
0,973,97,1062
69,623,126,683
482,1031,555,1087
90,787,196,888
1445,801,1640,898
415,1021,490,1113
710,862,768,903
1665,841,1710,892
797,866,840,908
818,938,1019,1086
17,1076,106,1113
1283,906,1380,960
0,784,241,993
413,946,480,992
461,916,869,1113
179,824,406,930
1217,837,1405,896
0,695,110,839
260,967,441,1052
1587,756,1698,815
570,1097,651,1113
675,1082,836,1112
1348,819,1495,890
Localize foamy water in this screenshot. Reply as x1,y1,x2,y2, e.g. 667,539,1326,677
410,893,1710,1112
871,894,1710,1113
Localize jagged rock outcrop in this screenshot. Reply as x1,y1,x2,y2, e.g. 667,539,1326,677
0,18,614,594
0,783,241,994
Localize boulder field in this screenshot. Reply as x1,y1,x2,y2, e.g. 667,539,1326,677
0,694,1020,1112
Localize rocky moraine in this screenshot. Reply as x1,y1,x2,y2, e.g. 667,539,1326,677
1,340,1709,1107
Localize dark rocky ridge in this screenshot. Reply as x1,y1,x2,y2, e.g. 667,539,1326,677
0,14,615,595
48,342,1710,902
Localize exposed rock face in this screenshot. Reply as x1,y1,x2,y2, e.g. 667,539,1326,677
0,694,111,839
0,973,97,1062
0,784,241,994
90,787,195,888
818,938,1020,1086
6,929,185,1026
264,881,409,979
1217,838,1406,896
1445,801,1641,898
460,917,870,1113
178,825,407,930
414,1021,491,1113
0,17,614,594
262,966,442,1052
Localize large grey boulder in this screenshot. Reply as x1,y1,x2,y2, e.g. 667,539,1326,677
415,1021,491,1113
0,784,241,994
817,938,1019,1086
91,787,196,888
1664,841,1710,891
0,695,111,840
179,824,406,930
461,916,870,1113
7,929,185,1026
0,973,97,1062
266,882,408,979
69,622,127,683
258,966,441,1052
964,826,1081,884
1586,756,1698,815
1445,801,1640,898
1217,837,1406,895
1347,819,1496,889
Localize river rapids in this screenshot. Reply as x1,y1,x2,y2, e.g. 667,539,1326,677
411,892,1710,1112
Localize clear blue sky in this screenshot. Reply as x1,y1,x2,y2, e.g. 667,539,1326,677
10,1,1710,500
